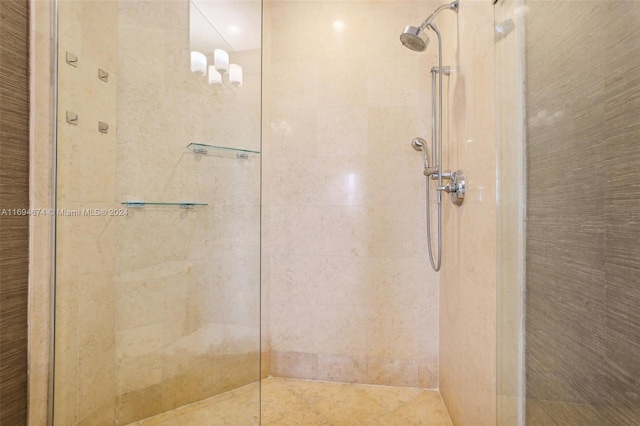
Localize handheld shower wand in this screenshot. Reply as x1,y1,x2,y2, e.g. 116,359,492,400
412,137,438,177
411,137,429,170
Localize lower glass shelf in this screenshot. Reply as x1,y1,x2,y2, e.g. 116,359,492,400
186,143,260,159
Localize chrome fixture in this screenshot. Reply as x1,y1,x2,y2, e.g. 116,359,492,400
411,137,425,151
400,26,429,52
66,111,78,125
431,66,451,75
65,52,78,67
400,1,459,52
412,137,431,172
98,68,109,82
402,0,464,272
437,170,465,206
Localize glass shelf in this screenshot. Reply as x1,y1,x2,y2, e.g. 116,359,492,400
186,143,260,159
121,201,208,209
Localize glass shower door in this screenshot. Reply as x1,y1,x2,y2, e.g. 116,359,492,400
495,0,525,424
53,1,262,424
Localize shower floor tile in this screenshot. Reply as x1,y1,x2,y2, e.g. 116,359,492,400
130,377,452,425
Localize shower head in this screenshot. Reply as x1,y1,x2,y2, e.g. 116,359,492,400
400,26,429,52
411,137,430,170
411,137,426,151
400,0,459,52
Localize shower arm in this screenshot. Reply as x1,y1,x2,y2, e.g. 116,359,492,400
418,1,459,30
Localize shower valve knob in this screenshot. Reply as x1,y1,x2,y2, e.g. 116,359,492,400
436,170,465,206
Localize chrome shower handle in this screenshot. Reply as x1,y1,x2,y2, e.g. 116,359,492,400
436,170,465,206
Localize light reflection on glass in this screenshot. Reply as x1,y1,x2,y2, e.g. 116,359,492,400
347,172,356,205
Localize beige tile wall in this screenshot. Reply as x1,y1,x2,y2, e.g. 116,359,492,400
114,1,261,423
261,0,273,381
33,1,502,423
437,0,497,424
50,1,262,424
54,1,119,424
262,0,441,388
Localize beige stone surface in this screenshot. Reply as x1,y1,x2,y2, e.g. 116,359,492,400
33,1,501,424
436,0,498,425
52,0,121,422
112,0,261,421
49,1,262,424
133,377,452,426
263,0,441,388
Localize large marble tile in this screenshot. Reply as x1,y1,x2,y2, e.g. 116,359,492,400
132,378,452,425
264,1,441,386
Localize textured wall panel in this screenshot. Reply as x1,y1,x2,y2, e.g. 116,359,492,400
0,0,30,425
525,1,640,424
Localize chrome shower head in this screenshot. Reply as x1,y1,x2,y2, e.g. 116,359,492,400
400,26,429,52
400,0,459,52
411,137,426,151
